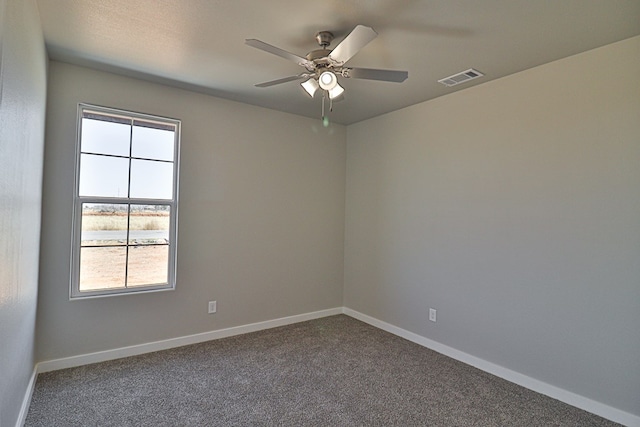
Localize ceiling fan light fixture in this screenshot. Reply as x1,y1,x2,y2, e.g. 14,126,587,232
301,78,319,97
318,71,338,90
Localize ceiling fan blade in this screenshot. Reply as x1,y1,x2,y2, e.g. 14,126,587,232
255,75,305,88
345,67,408,83
245,39,314,69
329,25,378,65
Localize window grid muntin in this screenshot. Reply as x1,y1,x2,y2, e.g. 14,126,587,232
71,104,180,299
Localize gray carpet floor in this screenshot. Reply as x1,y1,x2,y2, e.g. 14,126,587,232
26,315,619,426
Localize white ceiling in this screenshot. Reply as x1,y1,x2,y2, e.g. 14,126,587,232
36,0,640,125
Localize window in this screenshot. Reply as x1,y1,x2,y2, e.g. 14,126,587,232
71,104,180,298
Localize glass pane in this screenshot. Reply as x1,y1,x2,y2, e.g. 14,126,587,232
79,246,126,291
132,126,175,161
127,245,169,287
81,203,129,246
79,154,129,197
81,118,131,157
129,159,173,199
129,205,170,245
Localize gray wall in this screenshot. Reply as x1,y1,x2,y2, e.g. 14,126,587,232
344,36,640,416
37,62,346,360
0,0,47,425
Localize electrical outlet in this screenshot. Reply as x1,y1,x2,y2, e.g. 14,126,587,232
429,308,437,322
208,301,217,314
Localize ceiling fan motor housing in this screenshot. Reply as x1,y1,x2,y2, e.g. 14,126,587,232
306,49,332,62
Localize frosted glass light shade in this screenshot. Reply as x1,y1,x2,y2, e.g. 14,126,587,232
301,78,319,97
318,71,338,90
328,84,344,100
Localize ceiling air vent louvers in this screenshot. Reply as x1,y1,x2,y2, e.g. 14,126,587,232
438,68,484,87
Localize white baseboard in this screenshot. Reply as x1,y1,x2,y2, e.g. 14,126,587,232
16,367,38,427
37,307,342,374
343,307,640,427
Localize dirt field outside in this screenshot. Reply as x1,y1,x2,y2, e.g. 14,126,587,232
80,245,169,291
82,211,170,232
79,207,171,291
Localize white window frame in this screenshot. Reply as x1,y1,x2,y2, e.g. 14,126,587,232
70,104,181,299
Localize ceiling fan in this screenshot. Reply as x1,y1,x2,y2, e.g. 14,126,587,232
245,25,408,120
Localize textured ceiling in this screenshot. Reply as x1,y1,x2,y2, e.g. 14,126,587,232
36,0,640,125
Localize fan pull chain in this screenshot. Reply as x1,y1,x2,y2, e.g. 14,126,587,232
321,91,330,127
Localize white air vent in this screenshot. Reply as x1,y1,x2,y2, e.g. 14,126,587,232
438,68,484,87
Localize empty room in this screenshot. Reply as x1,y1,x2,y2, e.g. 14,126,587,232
1,0,639,425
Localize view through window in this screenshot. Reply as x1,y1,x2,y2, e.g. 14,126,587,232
71,105,180,298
